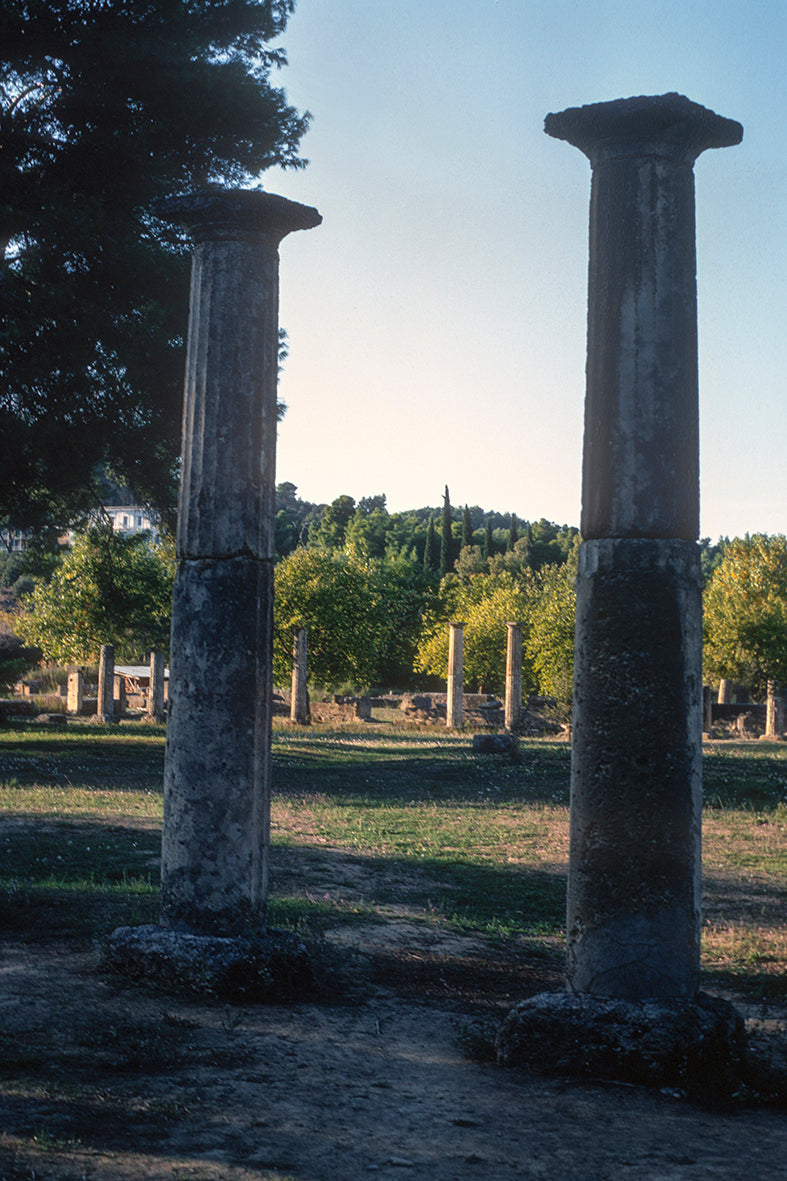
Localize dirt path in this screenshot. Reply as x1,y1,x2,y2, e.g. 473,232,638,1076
1,933,786,1181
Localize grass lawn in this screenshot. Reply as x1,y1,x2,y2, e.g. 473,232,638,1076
0,718,785,1003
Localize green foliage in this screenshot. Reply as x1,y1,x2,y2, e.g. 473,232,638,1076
16,527,174,664
274,546,431,691
704,534,787,693
524,565,576,703
462,505,473,550
440,486,454,578
272,487,580,695
507,513,518,552
274,548,378,690
700,535,728,586
274,481,321,558
423,516,438,575
309,495,357,549
345,504,389,560
482,518,494,561
416,561,577,702
416,572,534,694
1,0,308,530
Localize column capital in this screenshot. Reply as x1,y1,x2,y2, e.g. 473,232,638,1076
545,93,742,166
154,188,322,245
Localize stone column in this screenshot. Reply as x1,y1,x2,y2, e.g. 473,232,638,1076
545,95,742,1000
290,628,309,725
97,644,115,724
702,685,713,735
113,673,127,717
158,191,321,937
718,678,732,704
446,622,464,729
765,681,783,739
504,622,522,732
66,670,83,715
147,651,165,722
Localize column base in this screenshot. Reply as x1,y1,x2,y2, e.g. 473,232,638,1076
101,924,312,1001
496,990,745,1098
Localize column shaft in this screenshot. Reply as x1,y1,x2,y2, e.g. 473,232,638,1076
505,622,522,732
159,191,320,937
446,622,464,729
291,628,309,725
97,644,114,723
147,651,166,722
546,95,741,999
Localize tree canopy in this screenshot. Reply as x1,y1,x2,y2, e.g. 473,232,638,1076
16,526,174,664
703,534,787,693
1,0,308,532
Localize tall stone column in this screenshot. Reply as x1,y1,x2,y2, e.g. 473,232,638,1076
504,622,522,732
446,622,464,728
497,96,746,1092
158,191,321,938
542,94,742,1000
290,628,309,725
97,644,115,724
147,651,165,722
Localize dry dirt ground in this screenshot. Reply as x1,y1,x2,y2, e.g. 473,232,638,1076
1,918,786,1181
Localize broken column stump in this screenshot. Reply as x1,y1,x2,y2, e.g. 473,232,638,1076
497,95,745,1093
103,190,320,997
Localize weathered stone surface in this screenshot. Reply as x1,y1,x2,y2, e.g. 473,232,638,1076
472,733,517,755
496,990,746,1097
161,557,273,936
156,189,320,940
97,643,115,723
568,538,703,998
309,697,372,722
66,670,84,715
290,628,309,724
147,651,165,721
545,95,741,1006
446,622,464,729
504,622,522,732
545,94,742,542
102,924,312,1001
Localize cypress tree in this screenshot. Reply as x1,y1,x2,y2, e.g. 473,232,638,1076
508,513,518,552
440,485,453,577
462,505,473,550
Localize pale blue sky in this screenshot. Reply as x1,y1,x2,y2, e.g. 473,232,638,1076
265,0,787,540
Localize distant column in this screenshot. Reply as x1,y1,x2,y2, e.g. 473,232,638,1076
158,190,321,937
545,94,742,999
290,629,309,725
66,670,84,715
718,679,732,705
765,681,784,739
148,651,165,722
97,644,115,723
702,685,713,735
504,622,522,732
446,622,465,729
113,673,127,718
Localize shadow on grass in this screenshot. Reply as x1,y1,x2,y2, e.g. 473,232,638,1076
272,747,572,806
1,813,565,946
0,819,160,939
